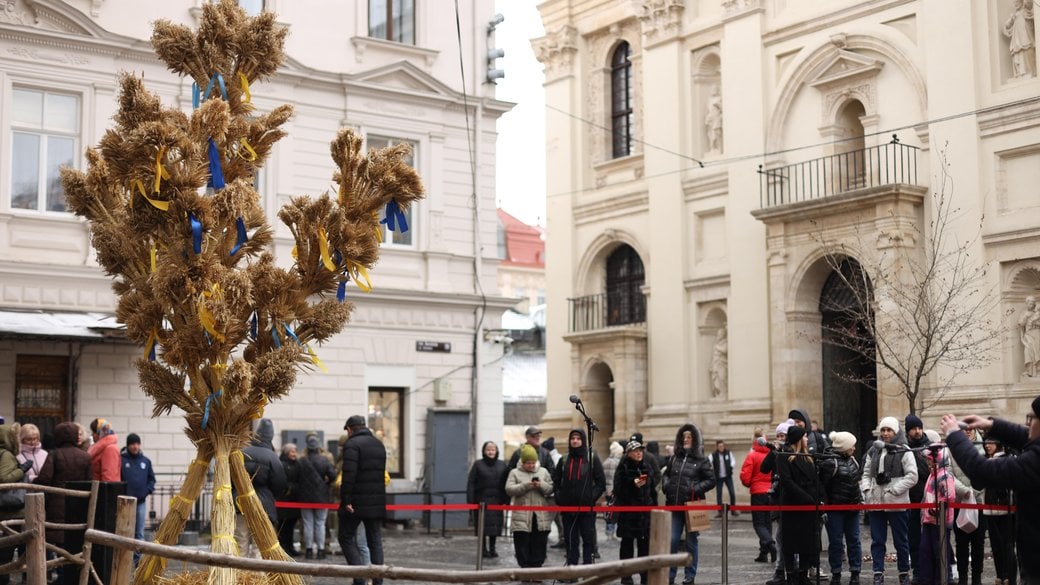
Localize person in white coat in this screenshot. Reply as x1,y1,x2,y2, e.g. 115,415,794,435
860,416,919,585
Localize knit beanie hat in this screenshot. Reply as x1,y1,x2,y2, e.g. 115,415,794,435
520,444,537,463
829,431,856,452
305,432,320,450
924,429,941,443
256,418,274,442
90,418,114,437
775,419,794,438
126,433,141,446
904,414,924,431
542,437,555,452
609,441,624,458
878,416,900,433
1032,395,1040,420
786,426,806,445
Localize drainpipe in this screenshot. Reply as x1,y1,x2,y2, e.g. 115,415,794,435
470,1,485,459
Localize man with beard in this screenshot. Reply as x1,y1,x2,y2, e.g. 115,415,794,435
664,423,715,585
904,415,930,585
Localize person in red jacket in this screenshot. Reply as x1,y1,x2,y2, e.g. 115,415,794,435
741,428,777,563
87,418,121,481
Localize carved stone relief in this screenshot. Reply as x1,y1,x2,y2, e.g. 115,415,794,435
722,0,761,17
532,25,579,82
1002,0,1036,80
0,0,28,25
637,0,684,41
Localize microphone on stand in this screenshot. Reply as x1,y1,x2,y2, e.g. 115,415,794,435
569,394,582,405
756,436,768,447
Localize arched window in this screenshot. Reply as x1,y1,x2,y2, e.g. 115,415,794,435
611,42,633,159
605,244,645,325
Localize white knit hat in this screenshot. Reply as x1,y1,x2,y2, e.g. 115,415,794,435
924,429,941,444
877,416,900,433
829,431,856,452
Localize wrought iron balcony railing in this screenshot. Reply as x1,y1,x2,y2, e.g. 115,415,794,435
758,136,920,209
567,291,646,333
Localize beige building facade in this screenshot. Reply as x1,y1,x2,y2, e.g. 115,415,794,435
0,0,514,484
535,0,1040,454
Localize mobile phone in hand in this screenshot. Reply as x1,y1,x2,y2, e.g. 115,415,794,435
639,474,647,481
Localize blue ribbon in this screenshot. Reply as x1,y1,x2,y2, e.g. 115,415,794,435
337,280,346,302
148,341,156,361
249,313,258,341
189,213,202,254
203,73,228,104
284,323,302,345
192,82,200,110
230,217,248,256
207,138,225,190
271,327,281,349
200,388,223,430
380,200,409,233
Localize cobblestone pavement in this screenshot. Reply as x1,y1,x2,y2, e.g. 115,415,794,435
176,514,1000,585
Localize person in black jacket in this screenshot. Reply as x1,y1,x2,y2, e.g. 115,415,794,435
298,433,334,559
981,438,1015,585
235,418,287,559
507,426,555,472
818,431,863,585
338,415,387,585
940,402,1040,585
615,441,656,585
552,428,606,569
467,441,508,558
777,425,825,585
904,414,930,585
663,422,715,585
277,444,301,556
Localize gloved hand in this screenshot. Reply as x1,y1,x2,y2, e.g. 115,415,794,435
18,460,33,473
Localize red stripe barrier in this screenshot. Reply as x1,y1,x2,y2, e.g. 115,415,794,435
274,501,1015,513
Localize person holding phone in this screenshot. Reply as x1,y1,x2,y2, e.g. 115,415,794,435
614,441,657,585
505,444,554,569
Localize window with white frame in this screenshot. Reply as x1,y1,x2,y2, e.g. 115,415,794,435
10,88,80,212
238,0,264,16
367,135,416,246
368,0,415,45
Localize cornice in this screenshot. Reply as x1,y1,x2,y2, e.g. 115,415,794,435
573,189,650,226
0,23,155,61
977,97,1040,138
761,0,915,47
562,324,647,345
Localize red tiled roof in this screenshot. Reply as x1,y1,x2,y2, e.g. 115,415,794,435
498,208,544,268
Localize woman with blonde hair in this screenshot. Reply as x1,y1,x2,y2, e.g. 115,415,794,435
16,424,46,483
776,426,824,585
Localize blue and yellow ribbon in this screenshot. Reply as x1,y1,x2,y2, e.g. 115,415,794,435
238,72,251,104
154,147,170,194
317,228,336,271
347,262,373,292
189,213,203,254
230,217,248,256
132,180,170,211
144,328,158,361
236,138,257,162
200,388,223,429
207,138,225,190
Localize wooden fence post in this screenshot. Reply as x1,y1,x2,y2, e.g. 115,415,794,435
24,492,46,585
110,496,137,585
648,509,671,585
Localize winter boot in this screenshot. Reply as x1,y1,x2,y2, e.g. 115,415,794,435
755,549,770,563
768,570,787,585
899,573,910,585
850,572,861,585
833,574,842,585
873,572,884,585
971,572,981,585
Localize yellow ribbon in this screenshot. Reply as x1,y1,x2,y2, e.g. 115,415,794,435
153,147,170,194
291,245,298,260
149,242,157,273
143,328,158,361
318,228,336,271
172,495,194,507
132,180,170,211
250,394,269,420
307,345,328,373
262,543,282,555
197,284,226,342
236,138,257,162
238,72,251,104
214,483,232,502
373,211,383,243
348,262,373,292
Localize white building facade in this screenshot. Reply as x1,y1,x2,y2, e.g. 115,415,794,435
0,0,514,486
535,0,1040,453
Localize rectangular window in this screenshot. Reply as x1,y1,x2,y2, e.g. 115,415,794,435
368,387,404,477
10,88,79,212
367,135,416,246
368,0,415,44
15,355,69,441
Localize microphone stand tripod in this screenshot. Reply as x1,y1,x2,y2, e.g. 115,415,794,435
572,399,598,461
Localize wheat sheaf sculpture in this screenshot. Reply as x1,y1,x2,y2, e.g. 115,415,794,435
60,2,423,584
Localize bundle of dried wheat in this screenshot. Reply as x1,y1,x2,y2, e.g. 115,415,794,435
60,1,422,584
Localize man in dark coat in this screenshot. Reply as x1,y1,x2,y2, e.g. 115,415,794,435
236,418,287,558
339,415,387,585
120,433,155,565
903,414,930,585
552,428,606,569
663,422,716,585
788,408,829,455
298,432,334,559
36,422,92,546
507,426,555,472
941,400,1040,585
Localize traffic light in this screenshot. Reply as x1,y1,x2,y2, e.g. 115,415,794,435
486,13,505,83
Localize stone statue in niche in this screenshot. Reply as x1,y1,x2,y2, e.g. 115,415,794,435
1004,0,1036,79
705,85,723,154
1021,295,1040,378
710,326,728,396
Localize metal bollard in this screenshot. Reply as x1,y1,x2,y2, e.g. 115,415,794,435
475,502,486,570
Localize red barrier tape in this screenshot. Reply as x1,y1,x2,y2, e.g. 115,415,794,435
274,501,1016,513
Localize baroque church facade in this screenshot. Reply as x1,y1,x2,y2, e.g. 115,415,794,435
535,0,1040,452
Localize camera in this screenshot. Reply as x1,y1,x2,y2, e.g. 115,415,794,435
876,472,890,485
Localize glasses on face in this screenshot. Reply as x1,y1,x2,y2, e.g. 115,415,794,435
1027,413,1036,425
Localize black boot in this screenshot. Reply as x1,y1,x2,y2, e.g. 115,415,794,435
755,550,769,563
769,543,778,563
768,570,787,585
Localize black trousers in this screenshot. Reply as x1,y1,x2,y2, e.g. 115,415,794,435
987,515,1014,582
620,534,650,582
562,511,597,566
338,514,384,585
751,493,775,553
954,512,986,582
514,530,549,568
909,508,922,578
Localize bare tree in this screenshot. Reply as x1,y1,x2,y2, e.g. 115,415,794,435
812,147,1000,415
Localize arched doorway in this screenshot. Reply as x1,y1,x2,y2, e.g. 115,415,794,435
605,245,645,326
819,257,877,454
835,99,867,190
580,361,616,459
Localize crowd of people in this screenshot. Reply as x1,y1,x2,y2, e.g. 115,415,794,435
466,400,1040,585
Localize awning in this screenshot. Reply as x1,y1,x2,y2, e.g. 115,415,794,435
0,309,124,341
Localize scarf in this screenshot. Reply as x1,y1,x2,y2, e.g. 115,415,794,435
923,447,955,525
